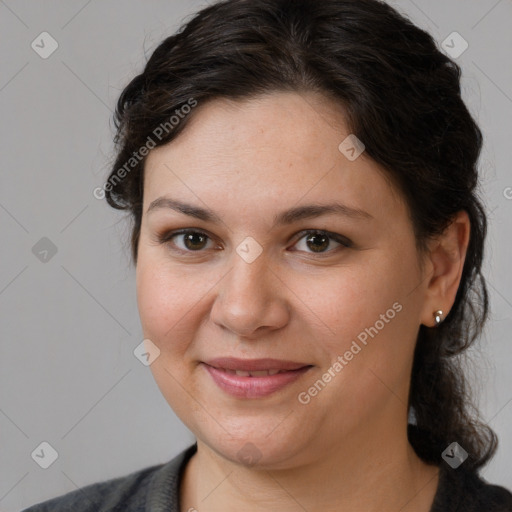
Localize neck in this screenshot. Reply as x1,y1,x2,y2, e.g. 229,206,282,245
180,423,440,512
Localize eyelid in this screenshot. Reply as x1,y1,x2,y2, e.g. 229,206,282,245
156,228,220,252
156,228,352,255
291,229,353,249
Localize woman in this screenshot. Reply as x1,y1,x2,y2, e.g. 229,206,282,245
24,0,512,510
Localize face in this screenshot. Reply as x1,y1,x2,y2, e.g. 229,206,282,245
136,91,429,469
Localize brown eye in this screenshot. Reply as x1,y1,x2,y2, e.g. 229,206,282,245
305,233,330,253
182,232,208,251
292,230,351,255
158,230,215,253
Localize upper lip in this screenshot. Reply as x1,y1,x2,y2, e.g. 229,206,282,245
204,357,311,371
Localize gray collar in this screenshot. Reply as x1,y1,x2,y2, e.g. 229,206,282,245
146,443,198,511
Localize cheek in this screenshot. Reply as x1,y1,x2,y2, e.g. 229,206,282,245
295,259,403,340
136,262,170,338
136,255,204,353
135,256,207,425
292,272,417,432
300,248,421,379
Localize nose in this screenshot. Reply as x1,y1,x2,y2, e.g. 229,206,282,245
209,251,290,339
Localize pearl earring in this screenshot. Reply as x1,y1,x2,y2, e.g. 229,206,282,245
433,310,444,326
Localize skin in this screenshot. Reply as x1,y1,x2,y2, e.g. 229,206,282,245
136,91,470,511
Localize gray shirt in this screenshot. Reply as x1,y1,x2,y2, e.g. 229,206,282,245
22,443,512,511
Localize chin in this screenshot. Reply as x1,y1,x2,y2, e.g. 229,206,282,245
200,430,310,470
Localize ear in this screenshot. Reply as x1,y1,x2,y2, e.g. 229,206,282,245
420,210,471,327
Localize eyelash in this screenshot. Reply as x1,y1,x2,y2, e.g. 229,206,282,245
156,229,352,256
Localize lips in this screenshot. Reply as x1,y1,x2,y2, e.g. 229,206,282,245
202,357,313,399
220,368,283,377
204,357,310,372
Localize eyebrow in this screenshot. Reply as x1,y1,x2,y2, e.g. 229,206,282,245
146,197,373,225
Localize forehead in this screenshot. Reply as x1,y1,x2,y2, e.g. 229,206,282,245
143,92,406,225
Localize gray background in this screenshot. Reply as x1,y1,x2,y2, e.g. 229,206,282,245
0,1,511,510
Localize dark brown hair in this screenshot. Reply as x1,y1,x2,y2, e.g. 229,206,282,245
105,0,496,470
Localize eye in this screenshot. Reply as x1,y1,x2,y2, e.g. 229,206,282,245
158,229,217,253
156,228,352,256
291,230,352,254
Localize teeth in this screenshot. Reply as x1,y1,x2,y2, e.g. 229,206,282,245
227,369,286,377
248,370,272,377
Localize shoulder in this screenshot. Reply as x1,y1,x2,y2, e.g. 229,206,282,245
433,463,512,512
21,444,197,512
21,463,163,512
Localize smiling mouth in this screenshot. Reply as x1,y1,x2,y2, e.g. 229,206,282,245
203,357,311,372
201,358,313,398
213,368,292,377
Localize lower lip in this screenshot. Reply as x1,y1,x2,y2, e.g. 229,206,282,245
202,364,312,399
